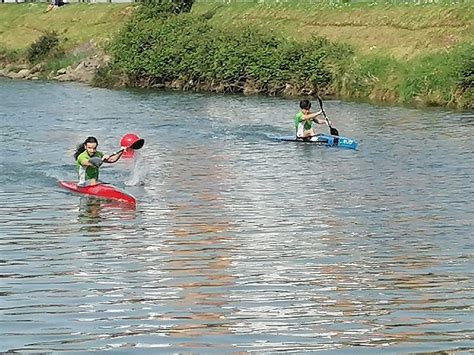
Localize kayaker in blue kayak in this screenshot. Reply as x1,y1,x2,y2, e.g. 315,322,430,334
73,136,123,186
295,99,331,139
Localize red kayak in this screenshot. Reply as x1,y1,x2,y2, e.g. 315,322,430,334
58,181,136,206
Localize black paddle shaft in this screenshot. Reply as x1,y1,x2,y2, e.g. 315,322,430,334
317,96,339,136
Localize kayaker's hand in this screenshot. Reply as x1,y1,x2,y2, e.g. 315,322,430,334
89,157,104,167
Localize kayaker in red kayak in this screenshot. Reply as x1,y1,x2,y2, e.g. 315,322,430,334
73,136,123,186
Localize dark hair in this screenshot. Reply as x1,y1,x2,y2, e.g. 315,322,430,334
299,100,311,110
74,136,98,160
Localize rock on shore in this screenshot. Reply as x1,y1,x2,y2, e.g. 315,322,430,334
0,54,110,83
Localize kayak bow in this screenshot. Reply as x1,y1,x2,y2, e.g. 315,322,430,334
58,181,136,206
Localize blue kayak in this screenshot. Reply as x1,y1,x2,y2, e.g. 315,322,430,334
274,133,358,150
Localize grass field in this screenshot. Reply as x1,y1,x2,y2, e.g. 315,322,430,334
0,3,131,51
1,1,472,57
192,1,473,60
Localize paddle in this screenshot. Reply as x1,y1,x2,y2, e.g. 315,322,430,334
89,138,145,167
317,96,339,136
111,138,145,156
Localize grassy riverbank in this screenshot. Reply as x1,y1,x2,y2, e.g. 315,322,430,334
0,3,130,51
0,1,472,108
193,1,473,60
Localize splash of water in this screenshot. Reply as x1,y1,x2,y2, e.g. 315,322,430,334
124,152,146,186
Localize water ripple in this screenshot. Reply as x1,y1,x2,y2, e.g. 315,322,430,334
0,80,473,353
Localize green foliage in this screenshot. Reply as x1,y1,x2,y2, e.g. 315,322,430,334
27,31,60,63
93,63,125,88
0,47,22,64
336,43,473,108
135,2,177,20
110,14,351,94
350,56,401,98
42,54,87,77
136,0,194,20
106,1,471,108
398,43,473,106
455,43,473,93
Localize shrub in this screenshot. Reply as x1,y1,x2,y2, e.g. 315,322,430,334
110,14,351,94
398,43,474,106
0,47,22,64
27,31,60,63
135,0,194,20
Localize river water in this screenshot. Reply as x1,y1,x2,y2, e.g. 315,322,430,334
0,78,473,353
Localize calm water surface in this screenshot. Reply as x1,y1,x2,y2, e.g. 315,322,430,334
0,79,473,353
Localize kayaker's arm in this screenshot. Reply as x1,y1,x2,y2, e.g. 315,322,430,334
302,110,330,125
88,157,104,167
81,158,101,168
103,150,124,164
301,110,321,120
313,116,331,125
311,111,331,126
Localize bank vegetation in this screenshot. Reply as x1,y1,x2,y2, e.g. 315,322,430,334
0,1,472,109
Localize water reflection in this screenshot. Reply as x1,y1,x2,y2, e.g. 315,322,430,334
77,196,137,225
160,142,236,344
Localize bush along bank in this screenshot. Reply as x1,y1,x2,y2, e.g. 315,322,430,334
98,14,352,97
96,6,473,109
340,42,473,109
1,3,471,109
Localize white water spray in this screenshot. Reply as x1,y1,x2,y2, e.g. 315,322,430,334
124,152,146,186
